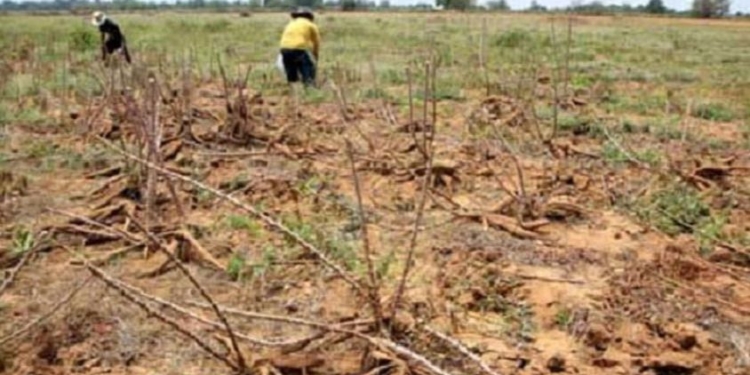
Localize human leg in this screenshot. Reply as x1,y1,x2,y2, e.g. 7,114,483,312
299,51,317,88
280,49,301,84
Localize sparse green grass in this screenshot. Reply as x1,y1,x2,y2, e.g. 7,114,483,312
554,307,572,330
691,101,735,122
225,214,263,238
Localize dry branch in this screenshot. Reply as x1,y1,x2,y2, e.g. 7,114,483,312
0,243,37,297
88,261,319,348
83,262,240,371
0,276,92,346
344,138,385,333
96,136,364,295
424,326,502,375
392,61,437,317
189,302,456,375
127,217,248,372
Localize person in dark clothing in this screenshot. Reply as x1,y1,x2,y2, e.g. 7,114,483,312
91,11,131,65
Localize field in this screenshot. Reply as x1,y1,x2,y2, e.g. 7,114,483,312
1,10,750,375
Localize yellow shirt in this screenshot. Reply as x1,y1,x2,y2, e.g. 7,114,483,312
279,18,320,56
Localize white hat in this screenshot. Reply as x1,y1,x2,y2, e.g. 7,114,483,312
91,11,106,26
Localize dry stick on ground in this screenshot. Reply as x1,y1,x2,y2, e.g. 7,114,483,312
391,61,437,317
127,218,247,373
344,138,385,333
84,260,318,348
50,208,142,244
96,135,364,295
0,243,38,297
424,326,502,375
83,263,240,372
0,276,92,346
190,302,456,375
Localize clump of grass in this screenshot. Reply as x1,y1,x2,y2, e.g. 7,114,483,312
69,25,97,52
225,214,262,237
691,101,734,122
226,253,246,281
203,19,232,33
494,29,534,48
554,307,572,330
601,141,661,167
12,226,35,254
637,183,713,237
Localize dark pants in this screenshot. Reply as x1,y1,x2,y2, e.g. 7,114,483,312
280,48,315,86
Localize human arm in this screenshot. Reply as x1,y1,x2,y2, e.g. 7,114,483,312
310,23,320,63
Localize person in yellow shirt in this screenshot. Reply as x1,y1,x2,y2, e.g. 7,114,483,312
279,7,320,87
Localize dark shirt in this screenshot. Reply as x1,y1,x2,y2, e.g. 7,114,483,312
99,18,124,46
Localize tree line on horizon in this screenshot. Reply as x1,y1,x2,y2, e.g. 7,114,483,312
0,0,739,19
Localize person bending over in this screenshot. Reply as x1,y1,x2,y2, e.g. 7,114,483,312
92,11,132,65
279,7,320,88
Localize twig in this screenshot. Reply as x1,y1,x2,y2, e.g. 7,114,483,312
87,261,316,348
0,246,36,297
96,136,364,295
84,263,239,371
424,326,502,375
127,218,248,373
391,61,436,317
189,302,456,375
49,208,141,244
344,138,384,333
0,276,92,346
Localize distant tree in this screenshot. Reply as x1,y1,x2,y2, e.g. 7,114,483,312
644,0,667,13
436,0,474,11
378,0,389,7
294,0,321,6
487,0,509,10
528,0,547,11
692,0,730,18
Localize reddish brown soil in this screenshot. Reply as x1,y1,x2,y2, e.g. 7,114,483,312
1,78,749,375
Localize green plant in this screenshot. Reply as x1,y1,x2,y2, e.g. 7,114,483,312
554,307,572,329
251,245,277,279
494,29,533,49
376,250,395,279
225,215,262,237
692,102,734,122
226,253,246,281
639,184,711,236
69,26,97,52
12,227,35,254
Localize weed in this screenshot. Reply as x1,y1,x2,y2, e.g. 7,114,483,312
251,245,277,279
554,307,572,329
494,29,533,49
325,233,359,272
302,89,330,104
601,141,661,167
69,26,97,53
697,214,727,255
226,253,246,281
12,226,35,254
638,184,711,237
692,102,734,122
376,250,395,279
225,215,262,238
203,19,232,33
296,175,325,197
